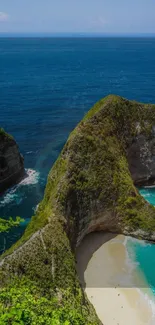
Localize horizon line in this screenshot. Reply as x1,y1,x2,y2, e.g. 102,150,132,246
0,32,155,38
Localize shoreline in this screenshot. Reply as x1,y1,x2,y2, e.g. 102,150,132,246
76,232,154,325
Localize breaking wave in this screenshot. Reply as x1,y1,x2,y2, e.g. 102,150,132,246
0,169,40,207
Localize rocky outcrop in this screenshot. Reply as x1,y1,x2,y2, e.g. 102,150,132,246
128,134,155,186
1,95,155,324
0,128,25,194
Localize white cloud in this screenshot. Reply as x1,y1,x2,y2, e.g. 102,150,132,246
0,12,9,22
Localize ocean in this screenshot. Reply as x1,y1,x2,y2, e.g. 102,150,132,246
1,37,155,316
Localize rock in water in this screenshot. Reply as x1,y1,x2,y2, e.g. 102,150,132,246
0,128,25,194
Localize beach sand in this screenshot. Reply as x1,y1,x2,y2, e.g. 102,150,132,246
76,232,153,325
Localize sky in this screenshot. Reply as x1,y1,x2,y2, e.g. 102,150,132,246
0,0,155,35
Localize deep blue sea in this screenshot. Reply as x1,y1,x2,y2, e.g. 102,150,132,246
1,38,155,312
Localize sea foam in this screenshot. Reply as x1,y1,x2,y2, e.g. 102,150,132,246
0,169,40,207
124,236,155,324
19,169,40,186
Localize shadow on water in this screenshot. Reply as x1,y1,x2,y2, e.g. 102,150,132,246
76,231,117,289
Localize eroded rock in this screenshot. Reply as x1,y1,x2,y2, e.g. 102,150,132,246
0,129,25,194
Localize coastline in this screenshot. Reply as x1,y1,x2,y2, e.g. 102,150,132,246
76,232,154,325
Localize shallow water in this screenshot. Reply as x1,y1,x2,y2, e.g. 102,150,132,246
124,235,155,323
139,188,155,206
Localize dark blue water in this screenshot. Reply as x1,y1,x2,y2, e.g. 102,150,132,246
1,37,155,251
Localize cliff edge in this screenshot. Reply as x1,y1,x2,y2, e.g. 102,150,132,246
1,95,155,323
0,128,25,194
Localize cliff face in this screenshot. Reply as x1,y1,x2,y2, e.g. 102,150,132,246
0,129,25,194
128,133,155,185
1,95,155,324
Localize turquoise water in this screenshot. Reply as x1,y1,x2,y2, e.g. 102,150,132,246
125,188,155,322
129,189,155,290
139,188,155,206
127,237,155,292
132,189,155,294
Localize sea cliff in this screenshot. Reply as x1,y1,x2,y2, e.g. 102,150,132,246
1,95,155,323
0,128,25,194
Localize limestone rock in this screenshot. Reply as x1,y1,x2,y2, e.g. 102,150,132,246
0,128,25,194
2,95,155,324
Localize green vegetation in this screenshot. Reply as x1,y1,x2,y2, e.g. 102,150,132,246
0,278,98,325
0,128,13,140
1,95,155,324
0,216,24,259
0,217,23,234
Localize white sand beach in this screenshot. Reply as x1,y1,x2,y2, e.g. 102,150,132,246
76,232,153,325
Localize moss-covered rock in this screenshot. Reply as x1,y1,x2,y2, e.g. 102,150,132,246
1,95,155,323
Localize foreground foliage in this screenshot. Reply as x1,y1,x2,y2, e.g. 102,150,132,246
0,278,96,325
